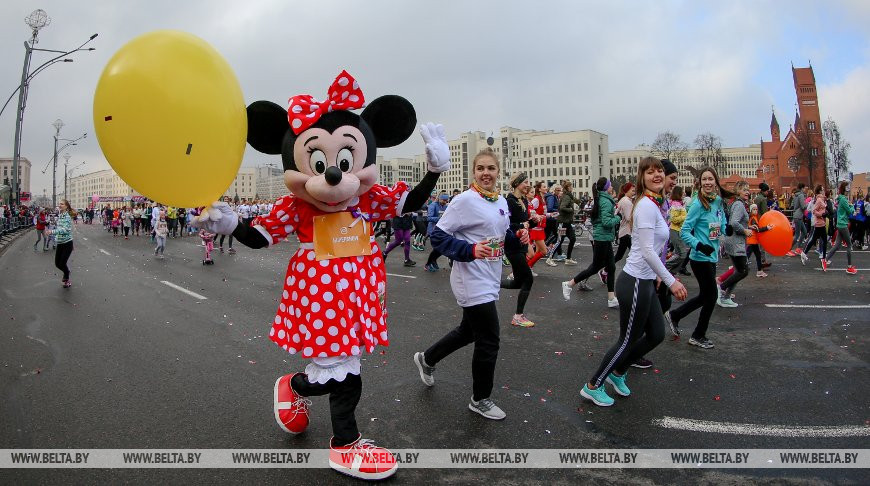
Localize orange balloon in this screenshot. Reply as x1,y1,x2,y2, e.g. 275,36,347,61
757,210,793,256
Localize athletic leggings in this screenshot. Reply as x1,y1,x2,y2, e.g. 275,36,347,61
826,227,852,265
155,236,166,255
383,228,411,260
123,226,130,237
424,301,500,401
291,373,362,446
746,244,763,270
791,219,807,248
426,248,442,266
613,234,632,263
803,227,828,259
501,251,534,315
720,255,748,294
571,240,615,292
34,228,45,248
669,260,718,340
589,273,665,387
555,222,576,259
55,241,73,281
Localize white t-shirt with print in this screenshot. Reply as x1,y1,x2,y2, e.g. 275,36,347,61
436,190,510,307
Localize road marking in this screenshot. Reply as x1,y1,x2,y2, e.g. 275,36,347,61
765,304,870,309
654,416,870,437
82,237,88,241
99,249,111,255
813,268,869,271
386,273,417,279
160,280,207,300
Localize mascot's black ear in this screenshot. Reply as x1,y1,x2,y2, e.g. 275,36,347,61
360,95,416,148
247,101,288,155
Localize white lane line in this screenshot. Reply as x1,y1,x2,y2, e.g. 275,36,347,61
160,280,208,300
765,303,870,309
654,417,870,437
82,237,88,241
813,268,870,271
99,249,111,255
386,273,417,279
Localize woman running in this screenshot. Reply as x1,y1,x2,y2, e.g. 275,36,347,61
560,177,619,308
526,181,549,269
501,172,538,328
580,157,688,407
383,212,416,267
825,181,857,274
717,181,753,308
545,184,565,266
666,167,732,349
746,204,772,277
414,148,527,420
554,181,580,265
800,187,829,270
613,183,636,263
50,200,76,288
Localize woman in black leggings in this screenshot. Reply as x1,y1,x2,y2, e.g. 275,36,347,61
501,172,537,328
666,167,733,349
580,157,687,407
561,177,619,308
51,200,76,288
554,181,579,264
717,181,752,308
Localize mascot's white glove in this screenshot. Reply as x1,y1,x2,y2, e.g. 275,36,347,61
420,122,451,174
192,202,239,235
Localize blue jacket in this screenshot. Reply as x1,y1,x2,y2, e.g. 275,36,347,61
427,201,447,235
680,195,728,263
545,193,559,213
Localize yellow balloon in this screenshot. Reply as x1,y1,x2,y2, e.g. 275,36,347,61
93,30,246,207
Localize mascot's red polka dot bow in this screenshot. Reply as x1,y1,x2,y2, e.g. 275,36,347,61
287,70,365,134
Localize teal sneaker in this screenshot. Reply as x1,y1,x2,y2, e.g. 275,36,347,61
606,372,631,397
580,384,614,407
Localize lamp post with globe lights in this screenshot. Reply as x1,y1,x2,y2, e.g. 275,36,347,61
9,9,97,207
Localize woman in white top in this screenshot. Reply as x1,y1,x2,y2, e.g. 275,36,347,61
413,148,528,421
580,157,688,407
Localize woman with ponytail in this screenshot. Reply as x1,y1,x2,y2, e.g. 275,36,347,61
501,171,538,327
49,199,76,288
560,177,620,308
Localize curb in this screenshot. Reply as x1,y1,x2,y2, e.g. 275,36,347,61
0,227,32,259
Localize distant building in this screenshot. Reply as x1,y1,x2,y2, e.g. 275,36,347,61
758,65,827,194
255,165,285,201
378,155,426,188
223,167,257,201
0,157,31,200
851,172,868,200
66,168,143,209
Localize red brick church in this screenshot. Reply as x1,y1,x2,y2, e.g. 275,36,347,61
757,65,828,193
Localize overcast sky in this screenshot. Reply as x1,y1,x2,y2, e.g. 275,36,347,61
2,0,869,198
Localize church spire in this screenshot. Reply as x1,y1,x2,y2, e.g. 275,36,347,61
770,106,780,142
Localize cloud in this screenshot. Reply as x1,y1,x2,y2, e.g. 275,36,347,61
818,65,870,174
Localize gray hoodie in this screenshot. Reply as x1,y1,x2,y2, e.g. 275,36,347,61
723,199,749,257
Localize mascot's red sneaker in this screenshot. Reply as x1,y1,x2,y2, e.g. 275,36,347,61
329,435,397,480
273,373,310,434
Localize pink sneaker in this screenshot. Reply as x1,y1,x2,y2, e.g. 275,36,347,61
329,435,397,480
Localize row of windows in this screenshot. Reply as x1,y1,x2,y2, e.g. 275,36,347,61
528,142,589,156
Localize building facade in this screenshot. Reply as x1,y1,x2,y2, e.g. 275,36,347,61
1,157,31,201
222,167,257,201
377,155,427,188
758,65,827,194
255,165,285,201
65,168,143,209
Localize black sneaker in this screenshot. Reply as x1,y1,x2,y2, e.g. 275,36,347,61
404,259,416,267
688,337,714,349
678,269,691,276
631,357,653,369
665,311,680,337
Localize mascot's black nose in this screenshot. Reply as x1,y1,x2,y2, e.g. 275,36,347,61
324,166,343,186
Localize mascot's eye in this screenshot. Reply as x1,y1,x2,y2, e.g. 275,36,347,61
337,148,354,173
309,150,327,174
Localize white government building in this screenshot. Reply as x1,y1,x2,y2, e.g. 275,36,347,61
63,128,764,209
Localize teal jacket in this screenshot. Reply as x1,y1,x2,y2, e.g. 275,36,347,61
680,195,727,263
54,212,74,244
835,194,853,228
592,192,619,242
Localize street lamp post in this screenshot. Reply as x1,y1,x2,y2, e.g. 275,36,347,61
51,118,63,207
9,9,97,207
65,160,86,206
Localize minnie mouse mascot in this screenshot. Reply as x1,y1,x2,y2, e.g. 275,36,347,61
195,71,449,480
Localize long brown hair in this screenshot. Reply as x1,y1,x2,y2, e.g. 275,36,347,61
696,166,735,211
60,199,77,219
629,157,664,229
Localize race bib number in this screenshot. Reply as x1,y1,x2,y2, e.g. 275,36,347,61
709,222,721,240
313,212,372,261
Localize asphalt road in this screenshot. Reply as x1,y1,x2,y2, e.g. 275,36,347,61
1,223,867,485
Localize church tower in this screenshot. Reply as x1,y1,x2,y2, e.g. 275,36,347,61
792,64,826,187
770,110,780,142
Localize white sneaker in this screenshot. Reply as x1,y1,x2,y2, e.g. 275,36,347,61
468,397,506,420
414,352,435,387
800,252,808,265
756,271,768,278
564,259,578,265
561,281,572,301
607,297,619,308
506,272,514,280
531,271,539,277
545,258,557,267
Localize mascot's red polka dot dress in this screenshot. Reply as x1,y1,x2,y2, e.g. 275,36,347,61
254,182,408,359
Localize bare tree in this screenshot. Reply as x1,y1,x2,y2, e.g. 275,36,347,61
793,122,821,189
694,132,726,174
650,131,689,165
822,117,851,186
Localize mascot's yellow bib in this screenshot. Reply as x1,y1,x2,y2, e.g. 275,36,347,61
312,212,372,261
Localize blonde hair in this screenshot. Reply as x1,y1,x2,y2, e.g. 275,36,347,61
472,147,500,170
734,180,749,193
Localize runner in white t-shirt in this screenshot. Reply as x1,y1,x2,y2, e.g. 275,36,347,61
580,157,687,408
413,148,528,421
